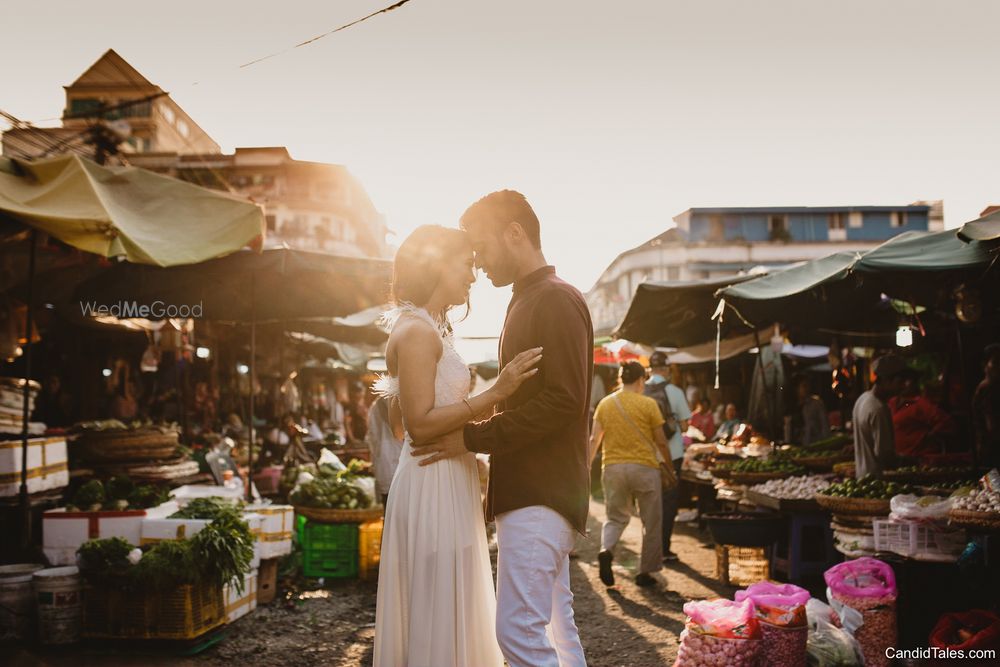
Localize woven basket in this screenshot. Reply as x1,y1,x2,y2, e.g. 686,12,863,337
74,430,179,463
883,468,976,484
729,471,797,485
949,509,1000,531
796,453,852,472
832,462,856,478
295,505,384,524
815,493,891,516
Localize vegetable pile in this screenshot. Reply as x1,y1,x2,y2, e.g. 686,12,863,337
714,457,806,475
77,503,255,593
749,475,831,500
953,487,1000,514
67,477,170,512
820,476,915,500
290,460,373,510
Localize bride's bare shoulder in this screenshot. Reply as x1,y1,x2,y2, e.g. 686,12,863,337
386,316,443,362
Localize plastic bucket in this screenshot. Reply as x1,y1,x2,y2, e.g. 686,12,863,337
0,564,44,640
33,566,81,644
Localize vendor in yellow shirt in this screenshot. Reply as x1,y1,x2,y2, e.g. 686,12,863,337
590,360,673,589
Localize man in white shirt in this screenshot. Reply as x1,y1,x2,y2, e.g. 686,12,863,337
365,396,404,505
853,354,906,479
644,352,692,562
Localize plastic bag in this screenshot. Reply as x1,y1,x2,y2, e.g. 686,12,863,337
825,559,897,667
824,557,897,603
735,581,810,627
683,598,759,639
318,448,346,470
889,494,952,522
806,598,861,667
929,609,1000,652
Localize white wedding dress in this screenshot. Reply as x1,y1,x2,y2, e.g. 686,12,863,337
372,305,503,667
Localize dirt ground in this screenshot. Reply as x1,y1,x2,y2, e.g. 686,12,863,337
13,498,734,667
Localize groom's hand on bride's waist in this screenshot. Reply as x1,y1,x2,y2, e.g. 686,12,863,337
412,429,469,466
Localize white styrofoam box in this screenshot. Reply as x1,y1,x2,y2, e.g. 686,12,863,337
0,437,69,497
143,501,180,519
42,508,147,566
245,504,293,559
170,485,244,507
139,517,210,545
244,513,264,570
223,568,258,623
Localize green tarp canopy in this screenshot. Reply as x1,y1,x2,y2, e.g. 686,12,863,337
957,210,1000,243
613,275,757,347
718,229,998,329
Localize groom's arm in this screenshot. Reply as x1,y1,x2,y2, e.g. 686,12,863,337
462,287,591,457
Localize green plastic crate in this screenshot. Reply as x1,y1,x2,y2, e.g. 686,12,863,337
297,516,359,579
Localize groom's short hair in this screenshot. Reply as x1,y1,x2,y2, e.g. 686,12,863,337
460,190,542,249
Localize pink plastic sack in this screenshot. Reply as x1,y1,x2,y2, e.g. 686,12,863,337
735,582,810,627
824,557,897,602
683,598,759,639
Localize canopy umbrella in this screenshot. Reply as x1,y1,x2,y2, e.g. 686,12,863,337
74,248,392,498
613,275,759,347
958,209,1000,244
0,154,264,546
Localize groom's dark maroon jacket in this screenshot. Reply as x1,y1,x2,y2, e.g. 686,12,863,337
464,266,593,533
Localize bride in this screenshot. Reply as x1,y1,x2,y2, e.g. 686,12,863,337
372,225,542,667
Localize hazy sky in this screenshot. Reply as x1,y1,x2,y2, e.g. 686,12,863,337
4,0,999,338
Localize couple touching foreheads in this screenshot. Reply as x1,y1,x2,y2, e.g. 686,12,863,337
372,190,593,667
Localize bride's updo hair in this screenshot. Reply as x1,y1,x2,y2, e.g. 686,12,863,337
391,225,472,319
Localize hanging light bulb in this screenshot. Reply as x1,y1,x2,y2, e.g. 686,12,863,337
896,326,913,348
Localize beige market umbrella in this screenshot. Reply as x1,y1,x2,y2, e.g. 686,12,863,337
0,153,264,546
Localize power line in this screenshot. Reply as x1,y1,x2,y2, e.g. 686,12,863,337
239,0,413,69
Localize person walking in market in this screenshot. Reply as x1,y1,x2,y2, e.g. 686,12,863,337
852,354,906,478
643,351,691,563
590,361,675,588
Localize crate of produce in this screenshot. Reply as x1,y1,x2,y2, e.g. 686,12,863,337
43,508,147,566
246,504,294,559
82,581,224,640
298,517,359,579
0,436,69,497
714,544,770,586
223,569,258,623
359,519,383,582
872,520,966,561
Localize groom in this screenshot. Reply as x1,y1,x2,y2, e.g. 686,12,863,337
414,190,592,667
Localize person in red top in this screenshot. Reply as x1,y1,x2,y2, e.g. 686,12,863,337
889,368,955,457
689,397,716,441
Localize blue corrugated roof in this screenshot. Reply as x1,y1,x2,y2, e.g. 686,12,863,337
681,205,930,215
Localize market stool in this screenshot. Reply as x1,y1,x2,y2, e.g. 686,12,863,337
770,512,836,583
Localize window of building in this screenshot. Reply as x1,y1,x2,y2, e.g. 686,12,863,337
828,213,845,230
667,266,680,281
708,215,724,240
161,106,176,124
68,98,102,116
265,215,276,232
769,215,786,233
849,212,864,228
891,212,907,228
177,119,189,138
344,224,357,243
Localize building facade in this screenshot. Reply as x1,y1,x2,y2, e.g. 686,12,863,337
2,49,388,258
587,203,943,335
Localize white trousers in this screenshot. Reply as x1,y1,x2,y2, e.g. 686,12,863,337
495,505,587,667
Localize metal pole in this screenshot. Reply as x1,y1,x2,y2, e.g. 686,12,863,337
247,274,256,501
19,229,38,550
